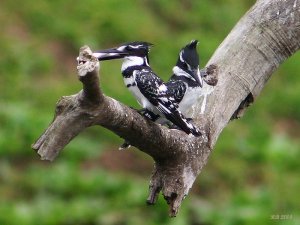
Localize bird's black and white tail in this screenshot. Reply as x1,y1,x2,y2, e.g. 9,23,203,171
156,101,201,136
166,110,201,136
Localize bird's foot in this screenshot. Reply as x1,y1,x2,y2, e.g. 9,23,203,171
131,108,160,121
119,140,131,150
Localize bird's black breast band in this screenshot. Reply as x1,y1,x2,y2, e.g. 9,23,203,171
126,83,136,88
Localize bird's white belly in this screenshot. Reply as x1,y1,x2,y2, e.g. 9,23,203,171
123,77,160,115
179,87,201,114
181,83,215,116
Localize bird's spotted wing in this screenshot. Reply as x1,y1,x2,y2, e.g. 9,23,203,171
134,68,165,105
156,97,200,136
165,80,186,104
135,69,200,136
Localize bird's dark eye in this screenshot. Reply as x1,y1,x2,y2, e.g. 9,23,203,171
182,61,188,68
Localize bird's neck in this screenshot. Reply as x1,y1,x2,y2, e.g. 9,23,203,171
171,66,199,87
121,56,150,77
121,56,149,72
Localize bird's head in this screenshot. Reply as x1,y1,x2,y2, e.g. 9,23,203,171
93,41,153,61
173,40,203,87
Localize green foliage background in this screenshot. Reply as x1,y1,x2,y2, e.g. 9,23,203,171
0,0,299,224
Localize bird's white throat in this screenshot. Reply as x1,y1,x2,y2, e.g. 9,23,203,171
172,66,196,82
121,56,145,72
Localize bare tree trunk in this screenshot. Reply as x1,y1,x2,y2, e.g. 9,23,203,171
32,0,300,217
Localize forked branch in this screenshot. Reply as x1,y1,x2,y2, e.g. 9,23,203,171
32,0,300,217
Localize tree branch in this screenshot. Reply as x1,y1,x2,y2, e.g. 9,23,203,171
32,0,300,217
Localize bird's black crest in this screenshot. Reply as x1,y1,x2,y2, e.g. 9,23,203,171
178,39,200,69
187,40,199,48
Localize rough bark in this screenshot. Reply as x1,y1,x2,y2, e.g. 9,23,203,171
32,0,300,217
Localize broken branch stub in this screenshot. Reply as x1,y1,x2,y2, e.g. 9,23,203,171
32,47,102,161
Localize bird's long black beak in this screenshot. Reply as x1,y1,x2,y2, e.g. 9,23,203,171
192,68,203,87
92,48,129,61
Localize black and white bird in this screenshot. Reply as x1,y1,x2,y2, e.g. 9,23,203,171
166,40,204,115
138,40,205,127
93,41,200,136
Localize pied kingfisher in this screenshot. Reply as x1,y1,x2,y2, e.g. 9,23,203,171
166,40,204,115
93,41,201,137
